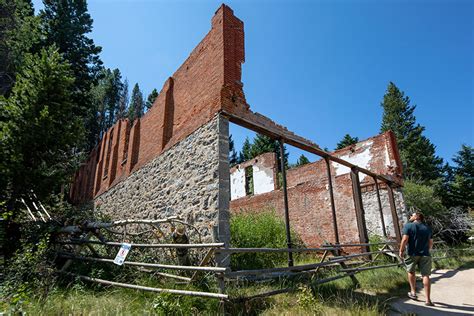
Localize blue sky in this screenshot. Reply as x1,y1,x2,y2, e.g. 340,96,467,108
32,0,473,164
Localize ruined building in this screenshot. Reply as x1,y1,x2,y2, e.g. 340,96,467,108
71,5,406,249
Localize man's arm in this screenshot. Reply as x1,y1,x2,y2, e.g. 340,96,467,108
399,235,409,258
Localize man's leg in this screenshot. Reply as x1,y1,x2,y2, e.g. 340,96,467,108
420,256,433,305
423,275,431,303
408,272,417,295
405,256,417,297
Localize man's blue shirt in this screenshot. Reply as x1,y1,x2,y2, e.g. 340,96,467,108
402,222,432,256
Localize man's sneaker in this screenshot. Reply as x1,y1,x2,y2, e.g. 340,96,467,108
407,292,417,300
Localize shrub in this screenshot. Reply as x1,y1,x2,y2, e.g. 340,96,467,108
403,181,471,243
230,210,302,270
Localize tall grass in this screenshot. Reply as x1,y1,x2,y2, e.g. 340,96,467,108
230,210,302,270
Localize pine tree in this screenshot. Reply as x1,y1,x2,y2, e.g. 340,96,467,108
450,145,474,210
380,82,443,182
295,154,310,167
40,0,103,149
0,46,83,204
229,134,238,166
239,137,252,163
105,68,123,128
90,68,124,138
128,83,144,121
145,88,158,111
117,78,129,120
250,134,288,168
0,0,41,95
335,134,359,150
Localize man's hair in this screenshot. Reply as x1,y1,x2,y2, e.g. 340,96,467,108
414,211,425,222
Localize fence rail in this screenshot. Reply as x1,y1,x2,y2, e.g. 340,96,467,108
53,218,460,304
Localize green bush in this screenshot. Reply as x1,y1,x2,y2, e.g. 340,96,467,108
230,210,302,270
403,180,446,217
403,180,471,243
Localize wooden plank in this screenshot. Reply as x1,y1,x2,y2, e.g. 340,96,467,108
59,272,227,299
56,240,224,248
190,249,215,282
57,253,227,272
226,258,348,277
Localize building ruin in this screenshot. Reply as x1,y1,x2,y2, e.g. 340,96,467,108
71,5,406,253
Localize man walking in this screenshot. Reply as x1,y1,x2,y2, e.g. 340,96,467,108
399,211,434,306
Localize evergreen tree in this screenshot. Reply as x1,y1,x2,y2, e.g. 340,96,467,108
145,88,158,111
295,154,310,167
336,134,359,150
0,47,83,205
105,68,123,128
250,134,288,168
40,0,103,149
380,82,443,182
238,137,252,163
117,78,129,120
128,83,144,121
90,68,124,138
0,0,41,95
450,145,474,210
229,134,238,166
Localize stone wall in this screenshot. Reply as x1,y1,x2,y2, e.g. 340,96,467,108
95,116,222,241
362,187,406,237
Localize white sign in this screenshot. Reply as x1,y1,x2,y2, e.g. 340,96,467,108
114,243,131,265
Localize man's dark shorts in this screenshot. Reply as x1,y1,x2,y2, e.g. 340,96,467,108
405,256,432,276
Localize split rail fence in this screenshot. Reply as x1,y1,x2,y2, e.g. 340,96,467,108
52,218,462,306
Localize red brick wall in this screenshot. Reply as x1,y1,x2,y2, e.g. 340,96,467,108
230,132,403,247
71,5,247,203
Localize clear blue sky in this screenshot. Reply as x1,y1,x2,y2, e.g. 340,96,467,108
33,0,473,165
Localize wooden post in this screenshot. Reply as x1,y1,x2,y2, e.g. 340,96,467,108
279,139,294,267
325,158,339,244
373,177,387,237
387,184,402,243
350,168,370,255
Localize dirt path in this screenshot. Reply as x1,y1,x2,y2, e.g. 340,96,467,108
390,268,474,315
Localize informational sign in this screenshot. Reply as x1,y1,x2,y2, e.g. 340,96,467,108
113,243,131,266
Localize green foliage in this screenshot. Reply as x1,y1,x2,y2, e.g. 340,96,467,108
117,78,129,120
145,88,158,111
90,68,125,140
238,137,252,163
237,134,289,167
403,180,471,243
0,46,84,204
403,180,446,217
40,0,103,150
229,134,238,166
295,154,310,167
380,82,443,183
230,211,301,270
1,230,56,313
450,145,473,210
128,83,144,121
335,134,359,150
0,0,42,95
